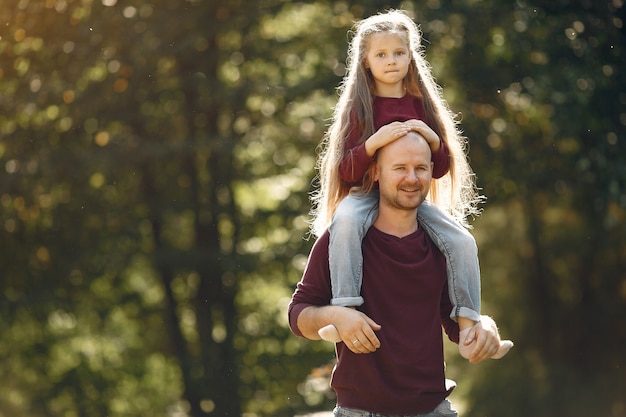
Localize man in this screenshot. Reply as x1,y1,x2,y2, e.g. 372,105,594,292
288,132,502,416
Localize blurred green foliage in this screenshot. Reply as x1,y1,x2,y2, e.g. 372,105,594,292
0,0,624,416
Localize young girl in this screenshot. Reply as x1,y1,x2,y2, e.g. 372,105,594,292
311,10,512,359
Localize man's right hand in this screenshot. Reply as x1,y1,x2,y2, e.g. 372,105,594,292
330,307,382,354
298,305,381,353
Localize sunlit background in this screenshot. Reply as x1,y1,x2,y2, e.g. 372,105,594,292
1,0,624,416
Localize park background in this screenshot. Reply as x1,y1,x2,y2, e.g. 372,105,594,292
1,0,625,416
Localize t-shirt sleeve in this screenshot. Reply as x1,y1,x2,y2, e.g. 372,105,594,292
287,232,333,338
431,140,451,179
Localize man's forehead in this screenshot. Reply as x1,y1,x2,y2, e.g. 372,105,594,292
379,133,431,162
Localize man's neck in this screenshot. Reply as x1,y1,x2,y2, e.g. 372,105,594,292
373,207,418,238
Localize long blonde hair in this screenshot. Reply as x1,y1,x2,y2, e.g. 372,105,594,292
311,9,481,237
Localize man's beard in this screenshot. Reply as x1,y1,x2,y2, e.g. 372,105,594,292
380,185,426,211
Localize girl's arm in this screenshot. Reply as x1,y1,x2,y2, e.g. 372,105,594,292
339,120,448,183
364,121,415,157
404,119,450,179
339,122,414,184
403,119,441,152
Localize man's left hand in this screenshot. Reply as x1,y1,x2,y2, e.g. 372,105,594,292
466,316,501,363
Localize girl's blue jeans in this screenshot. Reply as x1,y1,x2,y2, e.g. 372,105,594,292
328,191,481,322
333,399,458,417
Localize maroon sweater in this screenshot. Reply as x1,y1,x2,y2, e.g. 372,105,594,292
288,226,460,414
339,95,450,185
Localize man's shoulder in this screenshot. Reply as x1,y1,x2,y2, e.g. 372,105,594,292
310,230,331,253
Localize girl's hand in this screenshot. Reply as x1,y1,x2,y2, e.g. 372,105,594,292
403,119,441,152
364,121,413,157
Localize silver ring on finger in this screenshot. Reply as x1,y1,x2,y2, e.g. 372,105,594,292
353,339,359,345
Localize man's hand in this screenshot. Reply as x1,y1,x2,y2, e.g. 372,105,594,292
297,306,381,354
464,315,501,363
331,307,382,354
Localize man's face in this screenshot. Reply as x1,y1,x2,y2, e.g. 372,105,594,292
373,132,432,211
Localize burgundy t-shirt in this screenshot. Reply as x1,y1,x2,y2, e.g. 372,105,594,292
288,225,460,414
338,95,451,185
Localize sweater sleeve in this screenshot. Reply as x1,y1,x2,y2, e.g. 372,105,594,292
337,110,374,185
440,281,460,344
431,140,451,179
339,136,450,183
287,233,333,338
338,142,373,185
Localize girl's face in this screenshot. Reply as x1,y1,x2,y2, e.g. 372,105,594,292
363,31,411,97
